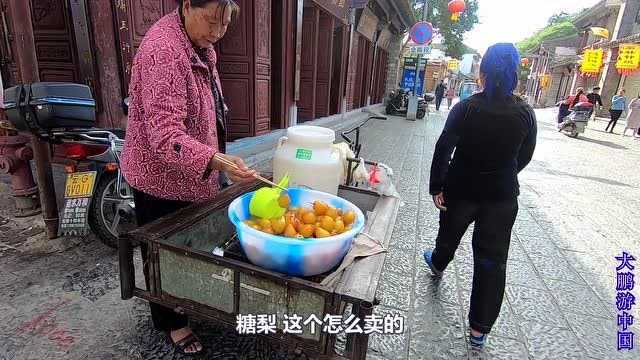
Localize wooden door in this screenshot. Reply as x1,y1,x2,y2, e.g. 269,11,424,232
113,0,178,97
314,10,333,118
298,6,318,122
30,0,80,82
329,24,347,115
0,0,18,86
271,0,296,130
216,0,272,139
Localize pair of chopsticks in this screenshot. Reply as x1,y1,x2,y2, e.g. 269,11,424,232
214,154,288,191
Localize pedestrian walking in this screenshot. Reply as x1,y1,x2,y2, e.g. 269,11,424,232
423,43,537,349
587,87,603,120
435,80,446,111
606,89,627,133
446,87,455,109
622,94,640,138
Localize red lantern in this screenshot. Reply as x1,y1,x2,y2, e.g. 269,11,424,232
521,58,530,67
448,0,466,22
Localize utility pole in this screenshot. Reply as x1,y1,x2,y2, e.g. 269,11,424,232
407,0,428,120
413,0,428,96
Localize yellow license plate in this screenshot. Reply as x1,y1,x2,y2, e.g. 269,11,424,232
64,171,97,198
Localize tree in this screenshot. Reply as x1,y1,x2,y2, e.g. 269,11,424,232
547,12,571,26
517,21,578,55
411,0,480,58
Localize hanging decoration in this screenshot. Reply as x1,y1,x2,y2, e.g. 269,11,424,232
448,0,466,22
540,74,551,89
448,59,460,72
521,58,530,67
616,44,640,75
581,48,604,76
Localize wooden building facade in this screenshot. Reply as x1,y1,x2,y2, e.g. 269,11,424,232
0,0,414,139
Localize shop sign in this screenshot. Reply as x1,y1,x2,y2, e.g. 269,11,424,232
616,44,640,75
313,0,349,22
581,48,604,76
357,7,378,42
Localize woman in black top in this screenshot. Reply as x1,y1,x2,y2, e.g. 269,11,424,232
423,43,537,348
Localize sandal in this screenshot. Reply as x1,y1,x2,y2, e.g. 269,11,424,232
168,331,203,355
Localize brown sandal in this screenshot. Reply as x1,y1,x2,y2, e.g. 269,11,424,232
168,331,203,355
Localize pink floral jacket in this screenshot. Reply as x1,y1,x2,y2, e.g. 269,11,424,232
121,10,224,202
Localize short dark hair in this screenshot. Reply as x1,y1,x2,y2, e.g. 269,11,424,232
179,0,240,23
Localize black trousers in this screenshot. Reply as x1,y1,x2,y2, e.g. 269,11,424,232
606,110,624,132
431,197,518,334
435,95,444,110
133,189,191,332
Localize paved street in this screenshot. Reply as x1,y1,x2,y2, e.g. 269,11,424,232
364,107,640,359
1,106,640,359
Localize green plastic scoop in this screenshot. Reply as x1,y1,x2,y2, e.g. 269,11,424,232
249,174,290,219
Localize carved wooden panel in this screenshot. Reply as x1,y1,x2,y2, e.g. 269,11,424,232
30,0,80,82
219,62,250,75
220,0,248,57
255,0,271,60
113,0,177,96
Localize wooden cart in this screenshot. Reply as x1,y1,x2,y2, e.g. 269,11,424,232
118,180,400,359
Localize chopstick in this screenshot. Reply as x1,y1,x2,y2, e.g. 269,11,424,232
214,154,288,191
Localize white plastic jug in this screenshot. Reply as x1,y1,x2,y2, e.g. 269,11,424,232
273,126,341,195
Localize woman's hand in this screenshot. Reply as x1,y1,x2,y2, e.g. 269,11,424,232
432,192,447,211
210,153,256,183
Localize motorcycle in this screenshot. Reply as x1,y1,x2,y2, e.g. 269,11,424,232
385,89,432,119
3,82,134,248
558,101,593,138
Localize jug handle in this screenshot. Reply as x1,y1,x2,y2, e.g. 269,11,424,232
277,136,288,149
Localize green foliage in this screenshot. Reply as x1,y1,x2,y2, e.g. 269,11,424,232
517,21,578,55
547,12,571,26
412,0,480,58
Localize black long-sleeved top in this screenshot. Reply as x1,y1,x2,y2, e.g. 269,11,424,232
429,93,537,201
587,93,603,107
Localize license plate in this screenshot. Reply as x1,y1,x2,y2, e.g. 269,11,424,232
64,171,97,198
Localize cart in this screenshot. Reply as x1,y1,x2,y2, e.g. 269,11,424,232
118,119,400,359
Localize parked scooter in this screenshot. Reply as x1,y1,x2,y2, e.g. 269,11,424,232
3,82,134,248
385,89,432,119
558,101,593,138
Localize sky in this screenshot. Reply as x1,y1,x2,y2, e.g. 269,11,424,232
464,0,602,55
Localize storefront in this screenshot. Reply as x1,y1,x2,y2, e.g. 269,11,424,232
1,0,414,138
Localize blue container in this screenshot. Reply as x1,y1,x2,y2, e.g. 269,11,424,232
228,188,366,276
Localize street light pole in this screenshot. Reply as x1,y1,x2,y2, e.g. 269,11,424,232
412,0,428,96
408,0,428,120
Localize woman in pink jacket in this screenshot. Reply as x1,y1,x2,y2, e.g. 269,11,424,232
120,0,254,354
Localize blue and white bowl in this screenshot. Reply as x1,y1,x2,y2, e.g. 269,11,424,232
228,188,365,277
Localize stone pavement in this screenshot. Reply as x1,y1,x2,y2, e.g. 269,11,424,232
1,106,639,359
362,107,640,359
